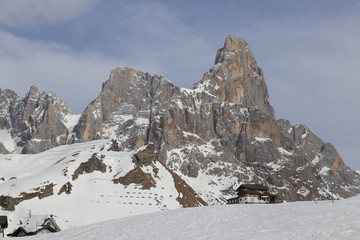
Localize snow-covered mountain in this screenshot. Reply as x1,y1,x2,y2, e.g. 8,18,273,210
1,34,360,227
69,34,360,202
15,196,360,240
0,86,80,154
0,140,205,232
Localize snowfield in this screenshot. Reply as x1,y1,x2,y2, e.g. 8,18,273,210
0,140,187,232
1,139,359,239
23,196,360,240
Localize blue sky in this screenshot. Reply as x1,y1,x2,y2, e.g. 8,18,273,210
0,0,359,169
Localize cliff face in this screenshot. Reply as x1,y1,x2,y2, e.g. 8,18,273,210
1,34,359,203
69,34,360,202
0,86,76,154
194,34,274,118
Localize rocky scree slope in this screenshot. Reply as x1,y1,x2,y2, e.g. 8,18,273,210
1,34,360,204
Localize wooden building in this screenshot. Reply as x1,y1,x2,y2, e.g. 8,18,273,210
227,184,282,204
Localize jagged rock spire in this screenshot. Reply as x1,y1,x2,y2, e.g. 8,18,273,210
0,86,72,153
194,34,274,118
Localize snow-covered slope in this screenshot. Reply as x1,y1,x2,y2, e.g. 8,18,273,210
0,140,205,233
0,129,16,153
19,196,360,240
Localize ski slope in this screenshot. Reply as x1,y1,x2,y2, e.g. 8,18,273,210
25,196,360,240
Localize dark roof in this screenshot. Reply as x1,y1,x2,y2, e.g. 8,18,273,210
35,225,58,234
227,197,240,201
238,189,263,195
0,216,8,228
236,184,268,191
7,227,33,237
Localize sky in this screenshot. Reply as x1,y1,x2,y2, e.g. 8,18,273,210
0,0,359,169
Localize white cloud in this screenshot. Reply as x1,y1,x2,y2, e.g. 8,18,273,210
0,30,115,113
103,1,214,87
0,28,172,114
0,0,100,28
0,1,214,114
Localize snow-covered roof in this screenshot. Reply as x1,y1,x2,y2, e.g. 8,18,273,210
17,214,50,232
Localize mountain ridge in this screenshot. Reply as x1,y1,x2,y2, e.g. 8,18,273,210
1,34,359,214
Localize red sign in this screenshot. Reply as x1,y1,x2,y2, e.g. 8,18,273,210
297,186,310,197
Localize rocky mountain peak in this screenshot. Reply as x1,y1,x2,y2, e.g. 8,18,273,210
193,34,274,118
1,34,360,204
0,88,20,130
215,34,248,64
0,86,74,154
72,66,151,142
26,85,39,97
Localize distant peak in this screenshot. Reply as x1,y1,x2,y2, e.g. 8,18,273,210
193,34,274,117
223,34,244,50
29,85,39,93
114,66,137,72
108,66,145,81
25,85,40,99
215,34,249,65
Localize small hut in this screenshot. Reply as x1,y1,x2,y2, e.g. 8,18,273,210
7,215,61,237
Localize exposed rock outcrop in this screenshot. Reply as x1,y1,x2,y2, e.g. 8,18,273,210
113,145,157,189
0,183,54,211
58,182,73,195
72,153,107,180
113,145,207,207
0,86,74,154
165,165,208,207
